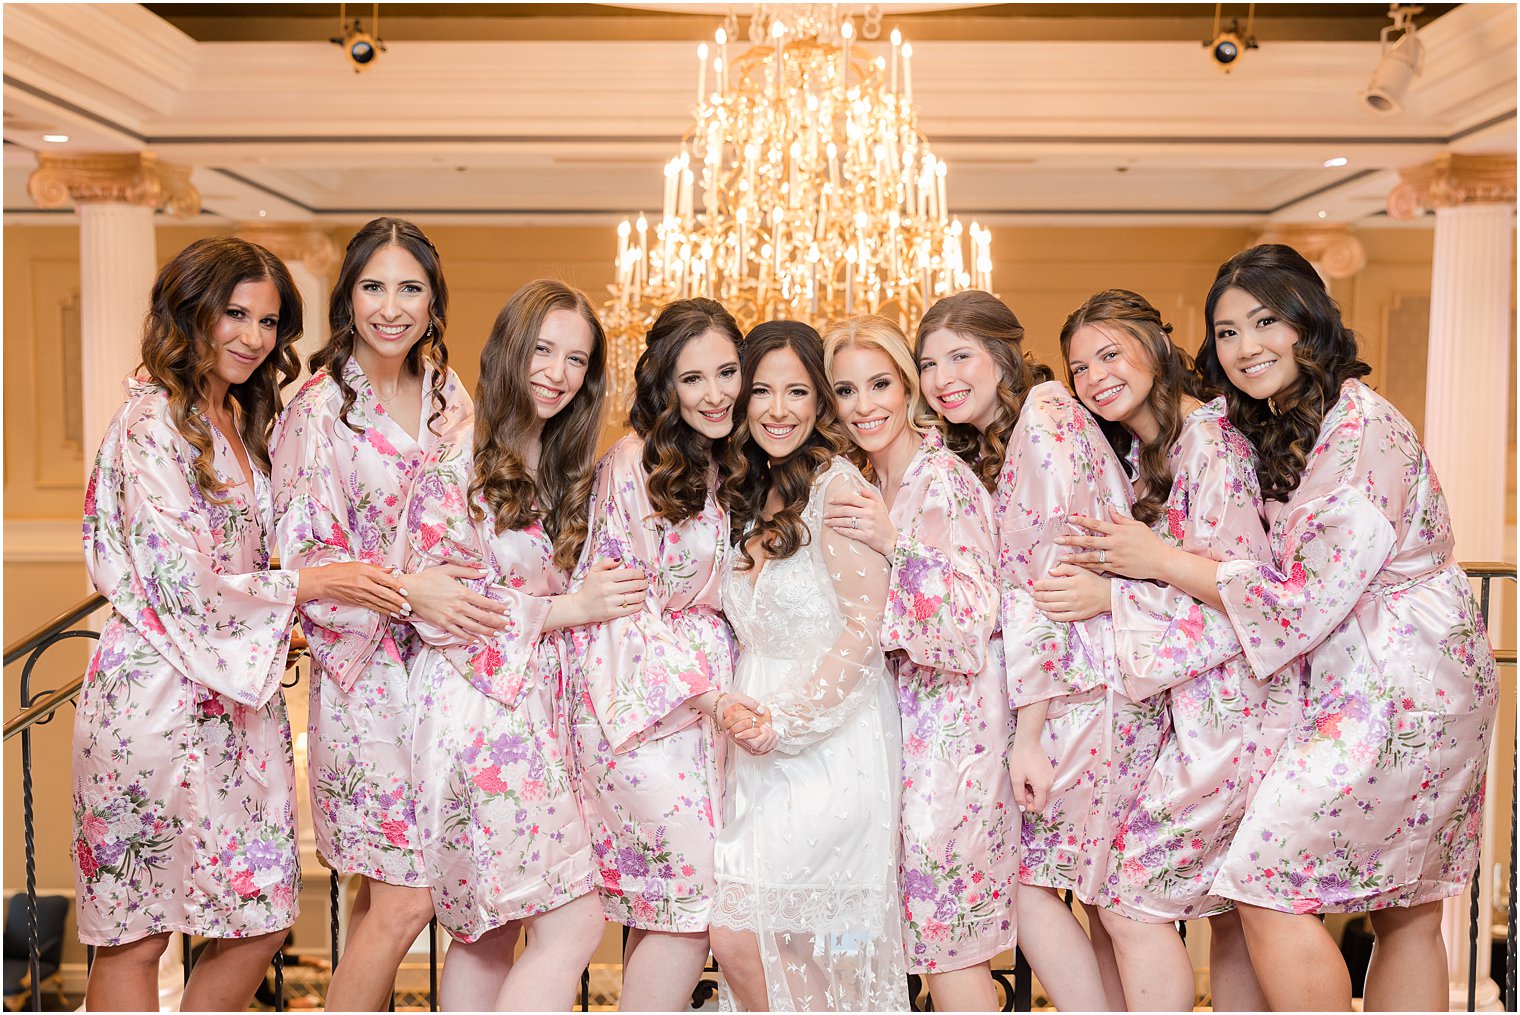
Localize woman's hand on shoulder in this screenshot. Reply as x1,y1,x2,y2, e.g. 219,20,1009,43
822,480,895,556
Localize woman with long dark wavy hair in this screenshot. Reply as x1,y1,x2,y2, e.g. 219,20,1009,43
564,298,773,1009
271,217,499,1009
405,279,645,1009
708,321,907,1011
74,237,406,1011
916,289,1154,1011
819,314,1017,1010
1058,244,1498,1010
1034,289,1272,1010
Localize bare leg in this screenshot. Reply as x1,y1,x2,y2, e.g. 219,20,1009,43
1096,907,1192,1010
1015,887,1114,1011
1084,902,1130,1010
181,930,286,1010
1235,902,1351,1011
1364,902,1447,1012
1206,910,1266,1012
620,927,711,1010
326,878,436,1011
84,933,170,1012
439,923,519,1012
709,925,769,1012
496,894,605,1011
923,962,1000,1011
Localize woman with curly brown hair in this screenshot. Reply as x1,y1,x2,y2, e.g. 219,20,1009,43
564,298,773,1010
1036,289,1273,1010
916,289,1151,1011
271,217,500,1009
708,321,907,1011
74,237,406,1011
1058,244,1498,1011
405,278,646,1009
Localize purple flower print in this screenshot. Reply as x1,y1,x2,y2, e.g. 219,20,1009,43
903,869,936,901
244,838,285,870
897,554,934,596
490,733,530,766
617,847,649,878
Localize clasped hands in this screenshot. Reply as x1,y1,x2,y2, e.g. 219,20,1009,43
713,692,778,755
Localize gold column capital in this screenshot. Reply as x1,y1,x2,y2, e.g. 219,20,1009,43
1388,154,1517,220
27,152,200,218
235,223,340,277
1254,223,1367,279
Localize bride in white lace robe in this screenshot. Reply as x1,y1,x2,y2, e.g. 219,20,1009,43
709,322,907,1012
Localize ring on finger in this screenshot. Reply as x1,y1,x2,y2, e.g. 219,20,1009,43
1098,548,1107,565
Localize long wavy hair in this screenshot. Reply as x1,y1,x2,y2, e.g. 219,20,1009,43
468,279,607,570
311,217,450,435
1196,244,1371,501
628,298,743,526
139,236,302,503
721,321,849,570
914,290,1053,492
822,314,940,480
1059,290,1213,524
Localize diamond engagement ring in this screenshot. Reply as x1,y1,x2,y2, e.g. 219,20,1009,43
1098,549,1107,565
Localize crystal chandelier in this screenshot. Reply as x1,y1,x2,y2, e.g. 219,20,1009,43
603,4,993,410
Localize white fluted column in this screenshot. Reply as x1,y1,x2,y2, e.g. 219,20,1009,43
1390,153,1516,1013
27,152,201,467
235,223,340,390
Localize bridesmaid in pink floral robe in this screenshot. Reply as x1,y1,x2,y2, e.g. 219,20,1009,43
1060,245,1499,1011
820,315,1017,1008
564,298,744,1010
916,290,1149,1011
75,237,405,1012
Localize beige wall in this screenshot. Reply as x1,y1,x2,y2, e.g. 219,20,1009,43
5,219,1514,969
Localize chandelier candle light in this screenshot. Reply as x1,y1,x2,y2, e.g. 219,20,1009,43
604,5,993,410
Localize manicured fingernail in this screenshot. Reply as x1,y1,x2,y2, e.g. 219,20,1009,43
398,588,409,596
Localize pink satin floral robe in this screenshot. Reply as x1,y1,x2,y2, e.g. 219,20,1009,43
564,435,735,932
1212,380,1498,914
1102,398,1292,921
271,357,471,886
996,380,1168,903
404,419,596,941
74,380,301,946
883,428,1019,972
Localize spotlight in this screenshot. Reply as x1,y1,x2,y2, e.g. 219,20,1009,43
1361,4,1424,115
1205,4,1258,73
331,3,386,74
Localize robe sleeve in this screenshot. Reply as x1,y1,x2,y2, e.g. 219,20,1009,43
1217,485,1396,680
881,458,998,676
85,405,298,709
766,476,892,754
406,439,552,710
999,400,1126,708
271,396,384,693
568,446,717,755
1110,420,1269,699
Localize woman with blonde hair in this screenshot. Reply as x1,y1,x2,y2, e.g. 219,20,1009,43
821,314,1018,1010
405,279,645,1009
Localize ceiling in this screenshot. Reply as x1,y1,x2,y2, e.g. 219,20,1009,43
3,2,1513,229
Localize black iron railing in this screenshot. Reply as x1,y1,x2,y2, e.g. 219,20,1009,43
6,565,1515,1011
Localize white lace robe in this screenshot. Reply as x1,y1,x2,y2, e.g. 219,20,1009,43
714,458,907,1012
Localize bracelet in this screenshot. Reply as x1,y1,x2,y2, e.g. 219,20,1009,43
710,692,728,726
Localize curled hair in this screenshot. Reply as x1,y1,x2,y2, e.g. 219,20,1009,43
914,291,1053,491
822,314,940,479
311,217,451,435
468,279,607,570
139,236,302,502
720,320,849,570
1196,244,1371,501
1059,290,1213,524
629,298,743,526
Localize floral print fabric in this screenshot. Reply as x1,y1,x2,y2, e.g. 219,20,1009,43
404,418,596,941
271,357,471,886
1212,380,1498,914
74,380,300,946
882,429,1018,972
565,435,734,931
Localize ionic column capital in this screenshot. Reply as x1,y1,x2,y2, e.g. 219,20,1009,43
235,223,340,277
1388,154,1517,220
27,152,200,218
1254,223,1367,279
